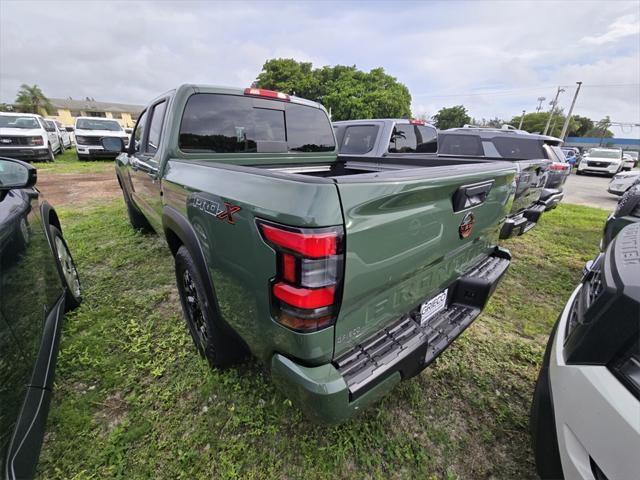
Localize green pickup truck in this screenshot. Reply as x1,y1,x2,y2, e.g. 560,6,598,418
106,84,515,423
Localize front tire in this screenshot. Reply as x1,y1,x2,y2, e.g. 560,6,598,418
50,226,82,311
174,246,244,368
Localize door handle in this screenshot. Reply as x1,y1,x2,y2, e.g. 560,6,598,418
452,180,494,212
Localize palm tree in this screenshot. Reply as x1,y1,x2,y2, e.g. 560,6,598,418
15,84,54,114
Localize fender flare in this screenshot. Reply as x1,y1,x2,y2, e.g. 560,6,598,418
161,206,237,338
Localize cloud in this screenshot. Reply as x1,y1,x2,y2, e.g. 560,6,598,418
581,13,640,45
1,0,638,137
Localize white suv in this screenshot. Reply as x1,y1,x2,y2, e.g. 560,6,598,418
0,112,60,162
577,148,623,176
74,117,129,160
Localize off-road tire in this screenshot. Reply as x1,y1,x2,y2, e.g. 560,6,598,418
50,226,82,311
174,245,244,368
615,184,640,217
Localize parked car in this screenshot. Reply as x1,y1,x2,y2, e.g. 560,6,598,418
74,117,129,160
607,170,640,196
0,113,60,162
52,120,72,149
0,157,82,480
576,147,624,176
104,84,515,423
602,181,640,249
623,150,638,168
530,214,640,479
622,153,635,171
43,120,65,154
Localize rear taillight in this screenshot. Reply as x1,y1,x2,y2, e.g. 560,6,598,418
550,163,569,171
258,220,344,332
244,88,290,101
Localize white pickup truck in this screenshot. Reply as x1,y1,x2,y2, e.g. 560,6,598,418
74,117,129,160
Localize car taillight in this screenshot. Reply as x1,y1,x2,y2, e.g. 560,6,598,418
30,136,44,145
550,163,569,171
257,220,344,332
244,87,290,101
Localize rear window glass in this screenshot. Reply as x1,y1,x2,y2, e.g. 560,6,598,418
179,94,335,153
388,124,437,153
491,137,546,159
438,134,484,156
339,125,379,154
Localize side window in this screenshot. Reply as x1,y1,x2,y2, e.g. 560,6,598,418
145,101,167,155
491,137,545,160
340,125,379,154
132,110,148,153
438,134,484,156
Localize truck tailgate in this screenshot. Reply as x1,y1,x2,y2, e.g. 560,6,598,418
332,164,515,357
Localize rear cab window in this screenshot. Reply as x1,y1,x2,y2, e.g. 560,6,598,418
179,94,335,154
339,125,379,154
388,124,437,153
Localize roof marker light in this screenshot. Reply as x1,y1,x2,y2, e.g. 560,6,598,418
244,88,290,101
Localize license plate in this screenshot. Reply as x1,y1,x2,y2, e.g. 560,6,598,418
420,289,448,325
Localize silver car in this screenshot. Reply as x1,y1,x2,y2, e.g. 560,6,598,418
608,170,640,196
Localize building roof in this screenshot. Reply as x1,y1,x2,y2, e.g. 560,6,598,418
49,97,144,114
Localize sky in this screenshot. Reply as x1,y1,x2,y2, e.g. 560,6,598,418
1,0,639,137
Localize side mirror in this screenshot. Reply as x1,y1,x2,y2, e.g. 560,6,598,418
101,137,125,153
0,158,37,190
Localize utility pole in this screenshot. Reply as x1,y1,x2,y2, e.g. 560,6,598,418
543,87,565,135
560,81,582,141
518,110,526,129
536,96,546,112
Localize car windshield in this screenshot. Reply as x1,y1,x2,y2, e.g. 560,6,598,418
0,115,40,129
589,149,620,159
76,119,122,131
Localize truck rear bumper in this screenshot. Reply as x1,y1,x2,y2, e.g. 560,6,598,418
500,203,547,239
538,188,564,211
271,247,511,424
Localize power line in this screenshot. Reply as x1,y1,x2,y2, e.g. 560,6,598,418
413,83,640,99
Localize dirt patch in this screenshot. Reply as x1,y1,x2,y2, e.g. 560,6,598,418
95,392,129,431
38,171,121,207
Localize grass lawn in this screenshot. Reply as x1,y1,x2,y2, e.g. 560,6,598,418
36,147,114,175
36,171,609,479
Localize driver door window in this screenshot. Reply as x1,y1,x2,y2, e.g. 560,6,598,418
132,111,148,154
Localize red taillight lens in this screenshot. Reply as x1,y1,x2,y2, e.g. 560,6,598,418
244,87,290,101
409,119,426,125
258,220,343,332
550,163,569,170
260,223,337,258
273,283,335,309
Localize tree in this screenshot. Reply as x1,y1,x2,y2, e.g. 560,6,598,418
255,59,411,121
585,116,614,138
568,115,594,137
15,84,54,114
0,103,14,112
431,105,471,130
509,109,578,138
